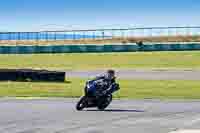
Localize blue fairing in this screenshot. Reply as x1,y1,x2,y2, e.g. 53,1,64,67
87,81,97,95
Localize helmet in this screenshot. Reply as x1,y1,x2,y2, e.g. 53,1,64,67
106,69,115,79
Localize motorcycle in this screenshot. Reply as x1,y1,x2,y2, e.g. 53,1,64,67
76,80,112,111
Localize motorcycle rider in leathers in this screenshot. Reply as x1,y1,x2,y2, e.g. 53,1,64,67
85,69,120,97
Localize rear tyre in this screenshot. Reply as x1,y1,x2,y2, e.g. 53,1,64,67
76,96,87,111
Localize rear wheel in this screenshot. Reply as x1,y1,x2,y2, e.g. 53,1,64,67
76,96,87,111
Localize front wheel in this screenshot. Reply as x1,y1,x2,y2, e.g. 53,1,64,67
76,96,87,111
97,95,112,110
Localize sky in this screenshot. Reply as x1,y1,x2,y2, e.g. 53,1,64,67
0,0,200,31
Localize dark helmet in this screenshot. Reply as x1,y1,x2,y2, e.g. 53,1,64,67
106,69,115,79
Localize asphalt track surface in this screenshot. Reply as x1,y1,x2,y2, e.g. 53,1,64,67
0,99,200,133
65,70,200,80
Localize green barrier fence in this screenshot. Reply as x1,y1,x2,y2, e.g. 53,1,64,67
0,43,200,54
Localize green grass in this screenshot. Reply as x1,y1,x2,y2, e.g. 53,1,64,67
1,79,200,99
0,51,200,70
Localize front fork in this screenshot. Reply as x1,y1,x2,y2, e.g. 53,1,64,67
84,86,87,96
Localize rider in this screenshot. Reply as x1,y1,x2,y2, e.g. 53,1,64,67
86,69,120,96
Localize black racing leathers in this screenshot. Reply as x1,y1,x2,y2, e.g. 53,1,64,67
85,75,120,96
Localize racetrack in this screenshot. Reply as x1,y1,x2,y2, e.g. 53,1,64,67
2,57,200,132
65,69,200,80
0,99,200,133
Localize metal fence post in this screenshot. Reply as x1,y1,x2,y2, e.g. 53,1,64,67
72,32,74,40
93,31,95,40
36,32,39,42
54,32,57,40
18,32,20,40
45,32,48,41
102,30,105,39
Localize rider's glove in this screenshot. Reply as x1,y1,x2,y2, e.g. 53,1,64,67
102,90,108,95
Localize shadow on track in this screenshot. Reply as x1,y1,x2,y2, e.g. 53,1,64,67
85,109,145,112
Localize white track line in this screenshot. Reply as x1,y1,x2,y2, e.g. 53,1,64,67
170,116,200,133
169,130,200,133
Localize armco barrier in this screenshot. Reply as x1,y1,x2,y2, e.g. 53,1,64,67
0,43,200,54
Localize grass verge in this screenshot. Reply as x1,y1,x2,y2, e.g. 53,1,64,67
0,79,200,99
0,51,200,70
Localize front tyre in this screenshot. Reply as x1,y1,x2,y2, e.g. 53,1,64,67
97,95,112,111
76,96,87,111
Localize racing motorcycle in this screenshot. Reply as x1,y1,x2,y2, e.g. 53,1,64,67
76,80,112,111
